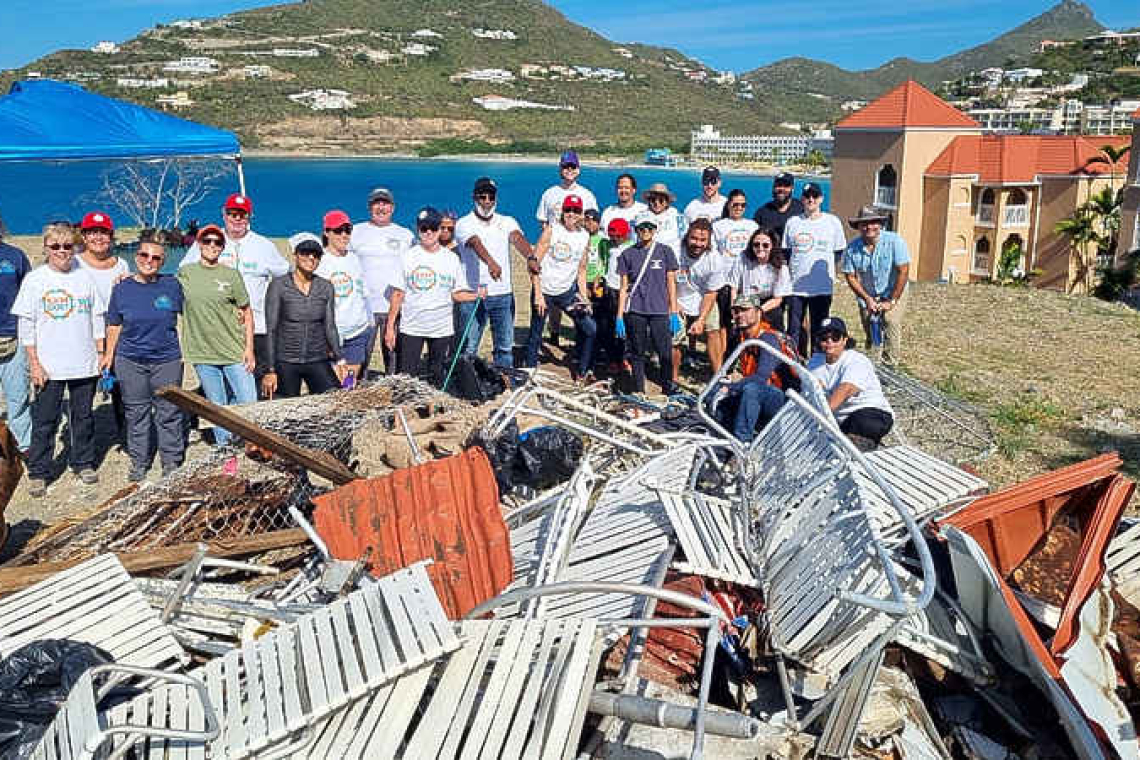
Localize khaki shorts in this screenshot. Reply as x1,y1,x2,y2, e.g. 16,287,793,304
673,304,721,346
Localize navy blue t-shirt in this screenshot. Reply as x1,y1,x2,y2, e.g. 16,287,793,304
107,275,184,363
0,241,32,338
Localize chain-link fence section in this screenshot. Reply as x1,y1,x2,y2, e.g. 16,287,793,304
12,376,472,566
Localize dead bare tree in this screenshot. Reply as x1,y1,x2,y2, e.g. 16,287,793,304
93,159,235,231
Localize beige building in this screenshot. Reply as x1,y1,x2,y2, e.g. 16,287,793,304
1118,107,1140,264
833,80,1132,292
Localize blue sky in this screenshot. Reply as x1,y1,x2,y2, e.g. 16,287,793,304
0,0,1136,72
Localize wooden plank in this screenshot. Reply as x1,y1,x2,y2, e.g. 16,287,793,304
157,386,358,485
0,530,309,597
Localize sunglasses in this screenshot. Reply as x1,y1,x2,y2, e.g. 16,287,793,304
474,192,496,200
418,224,440,233
200,237,225,247
560,163,579,169
440,224,456,230
46,242,74,251
563,209,583,215
225,210,249,218
326,225,353,234
136,252,164,263
730,202,746,209
296,249,323,258
819,332,845,343
752,241,772,248
83,227,112,235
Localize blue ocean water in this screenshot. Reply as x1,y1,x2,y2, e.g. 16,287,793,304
0,157,829,241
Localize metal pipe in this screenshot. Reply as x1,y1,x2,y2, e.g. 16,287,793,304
511,406,656,456
288,505,330,561
235,155,247,196
465,582,727,623
395,408,425,464
587,692,761,740
161,544,207,623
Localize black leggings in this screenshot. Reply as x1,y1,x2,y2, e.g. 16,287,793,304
626,312,673,395
275,361,339,397
397,333,454,387
839,408,894,444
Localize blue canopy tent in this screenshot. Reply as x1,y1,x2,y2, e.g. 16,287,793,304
0,79,245,190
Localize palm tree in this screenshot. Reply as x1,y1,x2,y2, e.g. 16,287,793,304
1055,205,1100,294
1089,144,1132,203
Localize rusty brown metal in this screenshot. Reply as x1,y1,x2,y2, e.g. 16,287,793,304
312,448,512,619
0,421,23,549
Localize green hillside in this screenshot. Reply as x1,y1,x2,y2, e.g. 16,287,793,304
3,0,770,153
740,0,1106,122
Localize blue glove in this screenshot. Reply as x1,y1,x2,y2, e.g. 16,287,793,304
615,317,626,339
670,313,683,335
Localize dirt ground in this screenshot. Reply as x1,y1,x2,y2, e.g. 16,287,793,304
3,235,1139,547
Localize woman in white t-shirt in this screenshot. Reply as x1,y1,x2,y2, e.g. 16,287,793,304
12,222,107,496
316,209,373,384
808,316,894,446
731,227,792,332
523,195,597,380
712,189,759,262
385,207,482,387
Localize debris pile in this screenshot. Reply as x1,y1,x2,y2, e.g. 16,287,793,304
2,341,1140,759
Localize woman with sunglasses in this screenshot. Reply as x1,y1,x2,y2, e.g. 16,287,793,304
731,227,791,332
262,233,343,398
315,210,372,384
12,222,107,496
177,224,256,446
808,316,894,448
385,207,482,387
523,195,596,379
101,233,185,481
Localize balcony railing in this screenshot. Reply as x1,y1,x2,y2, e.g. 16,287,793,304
977,205,995,225
1003,204,1029,227
874,186,897,208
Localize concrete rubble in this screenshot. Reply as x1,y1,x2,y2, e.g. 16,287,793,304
1,349,1139,759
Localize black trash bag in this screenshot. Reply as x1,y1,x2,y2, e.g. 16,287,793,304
468,419,521,494
448,355,506,402
514,426,583,491
0,640,113,759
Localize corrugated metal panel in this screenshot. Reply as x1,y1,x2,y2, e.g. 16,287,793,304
312,448,512,619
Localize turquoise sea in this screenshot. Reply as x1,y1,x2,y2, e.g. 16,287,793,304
0,157,829,241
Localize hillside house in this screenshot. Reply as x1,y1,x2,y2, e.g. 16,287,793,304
832,80,1132,292
411,29,442,38
117,77,169,89
472,29,517,40
92,42,120,54
289,89,355,110
272,48,319,58
1117,107,1140,263
451,68,515,84
472,95,572,112
156,91,192,109
163,57,218,74
402,43,436,56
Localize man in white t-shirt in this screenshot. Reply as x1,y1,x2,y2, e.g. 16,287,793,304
535,150,598,228
683,166,728,224
781,182,846,356
455,176,536,368
180,193,290,392
808,316,894,448
13,222,108,496
349,187,415,376
600,173,647,231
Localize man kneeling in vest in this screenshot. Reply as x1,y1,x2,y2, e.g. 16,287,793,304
713,294,799,443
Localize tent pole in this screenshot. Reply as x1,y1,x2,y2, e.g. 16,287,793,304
235,155,247,196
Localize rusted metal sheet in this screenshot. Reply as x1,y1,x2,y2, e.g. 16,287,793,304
0,421,23,549
312,447,512,619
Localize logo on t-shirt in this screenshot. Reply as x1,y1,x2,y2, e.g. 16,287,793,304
407,265,438,292
219,249,238,268
214,279,232,293
41,288,89,320
793,232,816,256
725,230,750,254
329,271,355,298
550,241,574,263
0,260,16,275
386,239,403,251
153,295,175,311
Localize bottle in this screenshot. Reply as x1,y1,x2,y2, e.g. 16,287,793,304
342,369,356,390
869,314,883,347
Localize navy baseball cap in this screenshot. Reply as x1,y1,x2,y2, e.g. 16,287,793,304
774,172,795,187
801,182,824,198
701,166,721,184
416,207,443,229
815,316,848,337
473,177,497,195
559,150,580,167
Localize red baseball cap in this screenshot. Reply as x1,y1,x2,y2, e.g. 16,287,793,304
80,211,114,231
197,224,225,242
562,194,584,212
607,218,631,237
224,193,253,214
323,210,351,230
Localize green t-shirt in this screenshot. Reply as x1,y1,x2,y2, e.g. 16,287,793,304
177,262,251,365
585,232,607,283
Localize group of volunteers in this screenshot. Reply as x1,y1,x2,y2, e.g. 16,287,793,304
0,148,912,496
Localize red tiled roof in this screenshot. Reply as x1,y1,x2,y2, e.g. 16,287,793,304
836,80,980,130
926,134,1132,183
313,448,512,619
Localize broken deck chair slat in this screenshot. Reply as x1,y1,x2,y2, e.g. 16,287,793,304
0,553,187,673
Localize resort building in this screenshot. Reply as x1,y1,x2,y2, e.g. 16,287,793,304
832,80,1132,292
1117,107,1140,263
689,125,833,163
163,57,219,75
967,100,1140,135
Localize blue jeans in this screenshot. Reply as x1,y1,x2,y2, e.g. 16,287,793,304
725,377,787,443
0,344,31,451
193,363,257,445
524,286,596,376
458,294,516,369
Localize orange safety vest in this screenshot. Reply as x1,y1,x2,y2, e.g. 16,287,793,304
739,320,800,390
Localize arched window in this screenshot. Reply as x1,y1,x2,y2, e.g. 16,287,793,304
1004,189,1029,226
1008,188,1027,205
977,188,996,224
875,164,897,208
973,236,992,275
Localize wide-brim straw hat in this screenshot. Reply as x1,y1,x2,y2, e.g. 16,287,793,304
642,182,676,204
